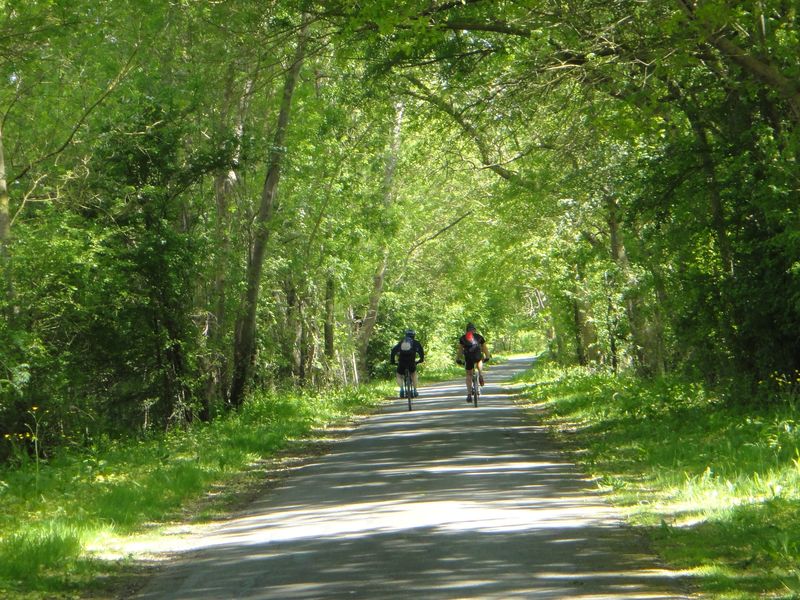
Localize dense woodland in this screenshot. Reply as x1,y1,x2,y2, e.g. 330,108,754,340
1,0,798,461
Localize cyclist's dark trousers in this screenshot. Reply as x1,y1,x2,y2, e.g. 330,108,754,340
465,355,482,371
397,358,417,374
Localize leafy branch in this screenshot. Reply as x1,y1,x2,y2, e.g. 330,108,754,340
11,46,140,184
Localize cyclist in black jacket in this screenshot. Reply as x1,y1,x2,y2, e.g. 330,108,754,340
390,330,424,398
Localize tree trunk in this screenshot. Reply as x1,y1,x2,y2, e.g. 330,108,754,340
202,78,253,417
284,282,303,380
686,112,739,375
0,122,11,311
688,119,734,275
355,101,404,381
572,263,600,365
356,252,388,380
324,274,335,360
606,295,619,373
667,80,734,274
605,194,650,372
572,296,587,366
229,20,308,408
298,299,312,384
647,264,669,376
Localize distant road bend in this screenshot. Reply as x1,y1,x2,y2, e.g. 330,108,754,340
136,355,690,599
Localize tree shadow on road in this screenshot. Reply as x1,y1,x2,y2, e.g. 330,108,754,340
133,357,692,599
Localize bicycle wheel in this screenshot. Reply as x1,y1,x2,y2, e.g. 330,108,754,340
405,370,413,411
472,372,479,407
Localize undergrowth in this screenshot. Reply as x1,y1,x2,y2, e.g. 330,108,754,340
517,360,800,599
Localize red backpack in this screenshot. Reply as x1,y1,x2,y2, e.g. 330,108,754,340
464,331,481,360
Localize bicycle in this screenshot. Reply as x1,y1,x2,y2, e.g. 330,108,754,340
402,368,416,411
467,357,489,407
469,367,480,407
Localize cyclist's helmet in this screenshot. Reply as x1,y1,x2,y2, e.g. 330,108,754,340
405,329,416,338
466,322,476,332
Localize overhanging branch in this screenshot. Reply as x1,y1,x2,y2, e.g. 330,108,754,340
405,210,474,261
12,45,140,183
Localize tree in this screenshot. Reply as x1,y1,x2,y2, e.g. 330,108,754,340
230,15,310,407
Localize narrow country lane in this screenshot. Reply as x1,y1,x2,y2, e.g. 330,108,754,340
134,356,690,599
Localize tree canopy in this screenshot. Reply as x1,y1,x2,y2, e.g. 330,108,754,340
2,0,799,459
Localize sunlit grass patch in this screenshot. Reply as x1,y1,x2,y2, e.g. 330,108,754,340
0,521,84,581
418,362,463,382
650,500,800,598
515,359,800,599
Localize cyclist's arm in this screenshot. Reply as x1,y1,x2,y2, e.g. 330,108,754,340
390,345,398,364
416,342,425,363
481,342,491,361
455,344,464,362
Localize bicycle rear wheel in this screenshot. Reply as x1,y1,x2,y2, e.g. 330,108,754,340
405,371,413,411
472,373,479,407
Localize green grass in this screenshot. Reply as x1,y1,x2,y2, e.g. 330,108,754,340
515,360,800,599
418,361,468,382
0,381,391,598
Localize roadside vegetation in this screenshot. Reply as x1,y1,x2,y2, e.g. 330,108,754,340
517,358,800,599
0,383,389,599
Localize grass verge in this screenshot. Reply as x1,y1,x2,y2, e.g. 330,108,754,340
0,382,392,599
514,359,800,599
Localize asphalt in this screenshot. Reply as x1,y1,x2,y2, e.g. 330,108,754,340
134,355,691,599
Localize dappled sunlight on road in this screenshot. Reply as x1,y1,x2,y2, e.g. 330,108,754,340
135,356,690,599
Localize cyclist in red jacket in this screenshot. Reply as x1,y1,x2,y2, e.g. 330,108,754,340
456,323,490,403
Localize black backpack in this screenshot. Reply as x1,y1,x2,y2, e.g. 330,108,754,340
399,336,416,358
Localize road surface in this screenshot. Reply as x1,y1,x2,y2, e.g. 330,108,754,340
135,355,690,599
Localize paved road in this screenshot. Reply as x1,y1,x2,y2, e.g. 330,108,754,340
136,356,690,599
